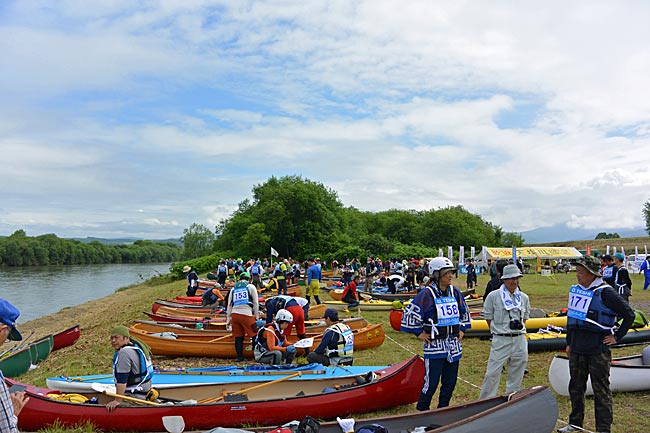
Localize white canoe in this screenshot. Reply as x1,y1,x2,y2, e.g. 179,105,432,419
549,353,650,396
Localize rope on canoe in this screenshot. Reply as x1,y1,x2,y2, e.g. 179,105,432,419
383,333,481,390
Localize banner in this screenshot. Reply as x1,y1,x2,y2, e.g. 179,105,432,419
622,247,626,264
606,245,610,255
459,246,465,265
447,246,453,261
438,248,443,257
636,246,639,257
270,247,279,257
512,246,517,261
470,246,475,259
482,246,487,263
613,246,617,255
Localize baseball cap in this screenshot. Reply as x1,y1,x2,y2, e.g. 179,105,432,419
0,299,22,341
323,308,339,322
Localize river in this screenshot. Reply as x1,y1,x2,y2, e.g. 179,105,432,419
0,263,172,323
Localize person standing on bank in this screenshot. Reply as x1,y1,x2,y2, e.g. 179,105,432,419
0,299,28,432
183,265,199,297
639,255,650,290
612,252,632,302
479,264,530,398
306,258,322,305
106,325,154,412
307,308,354,366
400,257,471,410
557,256,635,433
225,272,260,362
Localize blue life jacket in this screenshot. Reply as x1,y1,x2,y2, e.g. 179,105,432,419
567,284,617,332
231,281,251,307
218,265,227,274
112,343,154,391
251,264,261,275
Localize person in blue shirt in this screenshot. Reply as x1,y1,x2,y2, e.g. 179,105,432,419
306,258,322,305
183,265,199,297
639,255,650,290
401,257,471,410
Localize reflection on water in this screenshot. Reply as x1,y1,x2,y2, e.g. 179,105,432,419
0,263,171,323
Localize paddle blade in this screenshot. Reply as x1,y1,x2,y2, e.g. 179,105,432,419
293,337,314,348
163,415,185,433
90,382,116,394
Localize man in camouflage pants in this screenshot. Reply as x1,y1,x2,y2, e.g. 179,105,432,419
557,256,634,433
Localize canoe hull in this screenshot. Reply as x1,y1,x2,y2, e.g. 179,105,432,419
549,353,650,396
19,356,424,432
52,325,80,351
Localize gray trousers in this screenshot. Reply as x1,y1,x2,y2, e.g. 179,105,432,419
479,334,528,399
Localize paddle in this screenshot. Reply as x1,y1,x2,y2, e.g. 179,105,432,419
162,416,185,433
90,383,162,406
0,330,35,358
198,371,302,403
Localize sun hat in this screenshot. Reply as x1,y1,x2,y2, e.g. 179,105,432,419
0,299,22,341
501,264,523,280
111,325,130,338
575,255,602,276
324,308,339,322
182,265,191,273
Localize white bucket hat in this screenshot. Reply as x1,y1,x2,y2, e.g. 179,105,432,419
501,264,523,279
182,265,191,273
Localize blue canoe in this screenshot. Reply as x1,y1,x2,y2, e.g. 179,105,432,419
46,362,386,393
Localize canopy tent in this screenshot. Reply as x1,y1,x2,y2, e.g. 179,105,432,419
477,247,583,261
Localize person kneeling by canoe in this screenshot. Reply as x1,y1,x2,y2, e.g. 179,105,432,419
106,325,154,412
341,275,361,311
306,308,354,366
254,309,297,365
201,283,225,307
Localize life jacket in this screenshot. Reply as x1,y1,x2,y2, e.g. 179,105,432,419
255,323,286,353
250,264,261,275
112,343,154,392
187,271,198,287
218,264,227,275
231,281,251,307
567,283,617,333
273,295,289,312
274,263,286,279
325,322,354,359
424,285,463,339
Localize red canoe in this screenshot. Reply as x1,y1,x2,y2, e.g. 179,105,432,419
16,355,424,432
52,325,81,352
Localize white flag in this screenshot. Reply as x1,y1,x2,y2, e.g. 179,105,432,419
459,246,465,264
447,246,453,261
438,248,443,257
270,247,279,257
470,246,475,260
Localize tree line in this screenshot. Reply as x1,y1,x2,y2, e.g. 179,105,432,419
178,175,524,272
0,230,181,266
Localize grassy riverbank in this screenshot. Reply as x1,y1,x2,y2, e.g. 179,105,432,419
15,272,650,432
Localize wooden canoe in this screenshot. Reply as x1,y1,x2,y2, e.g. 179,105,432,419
130,316,369,336
52,325,81,351
128,323,385,358
549,353,650,396
248,385,557,433
17,355,424,432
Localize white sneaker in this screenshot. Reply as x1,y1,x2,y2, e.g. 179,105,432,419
557,425,580,433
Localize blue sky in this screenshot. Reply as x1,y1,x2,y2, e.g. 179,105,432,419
2,1,650,240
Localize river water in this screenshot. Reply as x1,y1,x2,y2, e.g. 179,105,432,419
0,263,172,324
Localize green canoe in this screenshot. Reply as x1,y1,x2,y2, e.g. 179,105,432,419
29,334,54,364
0,346,32,378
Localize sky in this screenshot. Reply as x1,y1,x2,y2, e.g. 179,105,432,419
2,1,650,241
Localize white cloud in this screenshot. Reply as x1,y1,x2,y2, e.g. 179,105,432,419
2,1,650,240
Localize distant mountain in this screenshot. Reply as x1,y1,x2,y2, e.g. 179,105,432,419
521,225,647,244
69,236,182,246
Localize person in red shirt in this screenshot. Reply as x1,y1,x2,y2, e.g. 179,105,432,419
342,275,361,310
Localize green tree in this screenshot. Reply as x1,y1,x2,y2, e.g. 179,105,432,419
595,232,621,240
644,200,650,236
180,223,215,259
241,223,271,257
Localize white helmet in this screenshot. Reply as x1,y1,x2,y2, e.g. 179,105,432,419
275,309,294,323
428,257,455,275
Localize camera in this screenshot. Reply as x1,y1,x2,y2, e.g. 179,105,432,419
509,319,524,331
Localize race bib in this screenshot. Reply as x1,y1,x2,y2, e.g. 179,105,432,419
232,286,250,307
603,267,613,278
341,328,354,353
435,296,460,326
567,285,594,320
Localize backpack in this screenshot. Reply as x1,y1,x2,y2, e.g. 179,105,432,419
625,310,649,329
297,416,320,433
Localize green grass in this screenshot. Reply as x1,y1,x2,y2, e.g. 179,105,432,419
17,272,650,432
